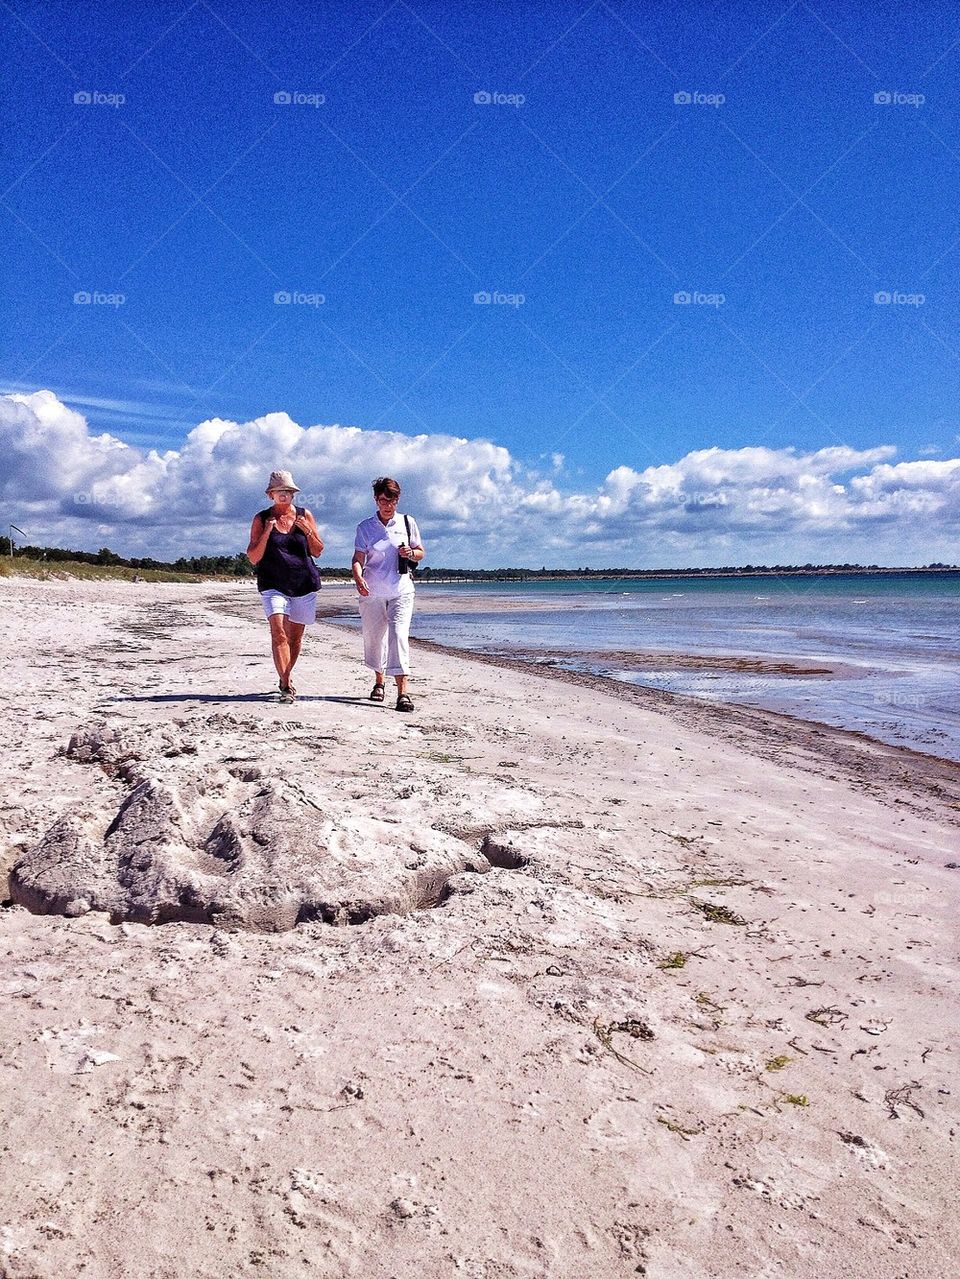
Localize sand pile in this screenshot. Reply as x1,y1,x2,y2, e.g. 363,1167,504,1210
12,718,523,931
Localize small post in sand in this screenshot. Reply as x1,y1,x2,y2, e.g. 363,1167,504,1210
9,522,27,560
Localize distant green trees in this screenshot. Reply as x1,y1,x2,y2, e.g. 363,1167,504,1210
1,538,957,579
171,553,256,576
5,541,257,576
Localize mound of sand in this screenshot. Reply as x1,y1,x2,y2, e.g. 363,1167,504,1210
11,722,516,931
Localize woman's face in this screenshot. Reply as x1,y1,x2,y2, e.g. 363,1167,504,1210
269,488,296,510
375,491,399,519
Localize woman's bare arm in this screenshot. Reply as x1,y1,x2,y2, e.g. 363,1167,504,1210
399,532,425,563
352,549,369,596
246,514,274,566
293,508,324,557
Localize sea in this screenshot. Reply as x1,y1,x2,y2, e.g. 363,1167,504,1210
356,572,960,763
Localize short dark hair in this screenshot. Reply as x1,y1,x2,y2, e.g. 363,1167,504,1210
373,476,401,499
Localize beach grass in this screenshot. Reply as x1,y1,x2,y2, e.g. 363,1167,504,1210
0,558,239,584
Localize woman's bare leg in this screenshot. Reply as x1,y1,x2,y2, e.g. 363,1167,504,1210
268,614,291,685
282,619,306,688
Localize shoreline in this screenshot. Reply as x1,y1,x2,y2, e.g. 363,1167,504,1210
403,633,960,824
309,590,960,796
409,566,960,584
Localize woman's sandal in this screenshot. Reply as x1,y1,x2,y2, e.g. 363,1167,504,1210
396,693,414,713
369,682,385,702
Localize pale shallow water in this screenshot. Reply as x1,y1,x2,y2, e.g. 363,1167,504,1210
335,573,960,762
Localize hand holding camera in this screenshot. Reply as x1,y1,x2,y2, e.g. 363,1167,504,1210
397,543,418,575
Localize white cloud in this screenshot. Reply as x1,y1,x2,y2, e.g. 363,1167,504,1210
2,389,958,567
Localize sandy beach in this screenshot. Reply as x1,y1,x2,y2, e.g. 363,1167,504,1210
1,575,958,1279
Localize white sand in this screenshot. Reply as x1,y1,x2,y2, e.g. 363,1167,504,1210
1,576,958,1279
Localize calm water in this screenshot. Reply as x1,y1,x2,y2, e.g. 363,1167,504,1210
400,573,960,762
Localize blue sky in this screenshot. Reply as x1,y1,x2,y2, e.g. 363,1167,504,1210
2,1,960,565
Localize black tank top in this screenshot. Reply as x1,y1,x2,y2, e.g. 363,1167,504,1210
255,506,322,596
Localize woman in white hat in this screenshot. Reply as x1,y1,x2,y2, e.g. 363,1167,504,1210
246,470,323,703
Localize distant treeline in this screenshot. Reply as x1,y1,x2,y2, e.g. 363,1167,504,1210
1,538,956,579
1,540,258,576
421,562,959,580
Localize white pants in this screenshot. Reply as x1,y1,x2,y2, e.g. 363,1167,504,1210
359,593,414,676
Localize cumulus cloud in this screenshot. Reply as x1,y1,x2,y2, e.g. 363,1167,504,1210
2,390,959,567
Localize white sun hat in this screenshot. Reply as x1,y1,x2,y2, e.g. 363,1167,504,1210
265,469,301,494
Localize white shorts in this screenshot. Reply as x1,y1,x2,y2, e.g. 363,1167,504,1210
260,589,318,625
